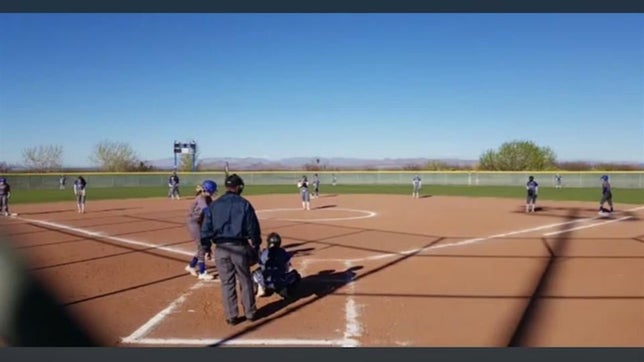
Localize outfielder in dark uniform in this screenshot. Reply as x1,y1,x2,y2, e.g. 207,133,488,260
185,180,217,281
168,172,180,200
599,175,614,214
0,177,11,217
312,174,320,198
252,232,301,299
201,174,262,325
525,176,539,213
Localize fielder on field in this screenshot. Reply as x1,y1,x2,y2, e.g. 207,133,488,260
297,175,311,210
598,175,614,215
312,173,320,198
554,174,562,189
73,176,87,214
184,180,217,281
168,172,180,200
412,175,422,198
0,177,11,217
525,175,539,213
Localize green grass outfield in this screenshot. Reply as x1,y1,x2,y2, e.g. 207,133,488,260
8,184,644,205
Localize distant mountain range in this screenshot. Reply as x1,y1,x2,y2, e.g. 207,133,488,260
146,157,480,171
3,157,642,171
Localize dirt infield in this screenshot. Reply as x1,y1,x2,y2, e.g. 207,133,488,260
1,192,643,347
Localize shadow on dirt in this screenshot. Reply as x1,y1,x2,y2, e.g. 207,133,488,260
507,207,578,346
312,204,337,210
510,205,641,222
253,266,364,320
288,247,316,257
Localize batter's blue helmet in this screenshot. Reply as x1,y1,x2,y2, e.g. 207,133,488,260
201,180,218,195
0,177,5,183
600,175,609,181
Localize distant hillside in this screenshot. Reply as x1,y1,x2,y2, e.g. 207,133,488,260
147,157,479,171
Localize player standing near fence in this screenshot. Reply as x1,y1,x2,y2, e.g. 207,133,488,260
73,176,87,213
312,174,320,198
412,175,422,198
297,175,311,210
525,175,539,213
168,172,180,200
598,175,614,215
0,177,11,217
554,174,562,189
184,180,217,281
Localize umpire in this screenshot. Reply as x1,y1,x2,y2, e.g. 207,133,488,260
201,174,262,325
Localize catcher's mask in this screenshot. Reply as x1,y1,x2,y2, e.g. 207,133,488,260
267,232,282,248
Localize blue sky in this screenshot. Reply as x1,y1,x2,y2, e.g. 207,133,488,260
1,14,642,166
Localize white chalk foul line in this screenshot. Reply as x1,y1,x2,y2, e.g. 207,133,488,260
123,338,353,347
121,282,204,343
257,208,378,222
306,205,644,263
342,260,362,348
543,216,633,237
16,216,195,257
16,205,644,266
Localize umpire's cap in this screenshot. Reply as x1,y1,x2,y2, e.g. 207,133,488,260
225,173,245,188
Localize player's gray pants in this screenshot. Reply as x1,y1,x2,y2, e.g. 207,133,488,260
0,195,8,215
526,194,537,204
300,189,310,202
187,221,207,262
253,268,300,292
168,186,180,198
214,242,257,320
76,194,86,205
600,192,613,206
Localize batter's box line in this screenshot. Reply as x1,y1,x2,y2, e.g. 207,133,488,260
120,280,359,348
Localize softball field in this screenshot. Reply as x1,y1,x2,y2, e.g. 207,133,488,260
1,193,643,347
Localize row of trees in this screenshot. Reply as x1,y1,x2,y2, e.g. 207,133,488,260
9,141,149,173
8,140,200,173
3,140,641,172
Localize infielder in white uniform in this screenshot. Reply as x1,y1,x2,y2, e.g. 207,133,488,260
297,176,311,210
412,175,422,198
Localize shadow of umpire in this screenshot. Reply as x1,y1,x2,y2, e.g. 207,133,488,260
253,266,364,320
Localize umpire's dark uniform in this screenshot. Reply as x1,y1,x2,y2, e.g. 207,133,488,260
201,174,262,325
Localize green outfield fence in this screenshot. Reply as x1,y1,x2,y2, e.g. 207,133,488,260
4,171,644,190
